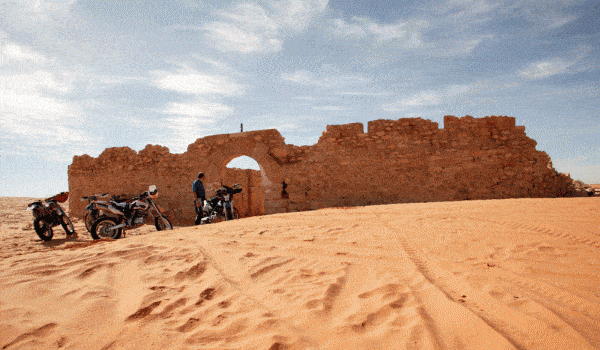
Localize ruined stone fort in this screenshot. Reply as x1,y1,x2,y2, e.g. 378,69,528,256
68,115,577,225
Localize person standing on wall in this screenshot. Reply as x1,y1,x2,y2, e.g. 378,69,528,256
193,172,206,225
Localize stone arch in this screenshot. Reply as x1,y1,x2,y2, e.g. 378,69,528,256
219,155,265,217
195,130,290,216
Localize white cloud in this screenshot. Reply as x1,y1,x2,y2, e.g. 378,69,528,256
337,91,389,97
8,70,73,93
312,105,350,111
152,69,243,96
98,75,144,85
162,101,233,119
328,17,426,48
518,3,578,30
271,0,328,33
282,70,371,88
2,71,79,118
0,65,91,157
398,91,444,108
281,70,313,84
2,91,87,147
519,59,572,80
9,0,76,26
158,100,234,152
442,0,498,17
518,46,592,80
1,43,47,64
159,115,219,153
3,90,72,122
383,84,473,111
202,3,282,54
329,19,368,39
202,0,327,54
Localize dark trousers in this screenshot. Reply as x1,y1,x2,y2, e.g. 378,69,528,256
194,199,204,225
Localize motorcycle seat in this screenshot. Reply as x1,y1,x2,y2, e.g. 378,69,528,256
111,201,129,209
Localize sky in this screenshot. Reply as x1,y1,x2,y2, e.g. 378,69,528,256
1,0,599,197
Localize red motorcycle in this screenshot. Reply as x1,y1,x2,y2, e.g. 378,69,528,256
27,192,75,241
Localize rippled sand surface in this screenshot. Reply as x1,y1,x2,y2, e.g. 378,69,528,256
1,196,599,349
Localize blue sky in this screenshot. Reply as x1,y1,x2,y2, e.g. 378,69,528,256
1,0,599,197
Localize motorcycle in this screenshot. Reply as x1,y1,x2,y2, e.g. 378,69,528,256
200,184,242,224
90,185,173,239
81,192,110,232
27,192,75,241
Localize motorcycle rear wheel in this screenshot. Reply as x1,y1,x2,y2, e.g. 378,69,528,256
84,212,95,232
91,217,123,240
154,216,173,231
61,215,75,235
33,218,53,241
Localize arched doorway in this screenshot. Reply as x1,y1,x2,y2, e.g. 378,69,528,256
222,156,265,217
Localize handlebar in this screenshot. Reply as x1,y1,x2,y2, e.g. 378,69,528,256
81,193,110,201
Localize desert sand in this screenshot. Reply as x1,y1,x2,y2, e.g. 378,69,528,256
1,196,599,350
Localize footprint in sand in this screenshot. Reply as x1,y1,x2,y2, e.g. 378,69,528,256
195,287,217,306
177,317,201,332
126,301,162,321
2,323,58,349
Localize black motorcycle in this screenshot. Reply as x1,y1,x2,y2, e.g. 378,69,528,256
27,192,75,241
200,184,242,224
81,193,110,232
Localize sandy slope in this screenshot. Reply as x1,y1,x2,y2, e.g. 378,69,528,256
1,197,599,350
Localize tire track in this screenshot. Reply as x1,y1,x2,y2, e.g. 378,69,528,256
493,268,600,349
494,267,600,321
468,217,600,250
382,219,596,350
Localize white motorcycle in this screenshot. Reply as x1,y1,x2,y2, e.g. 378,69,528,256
90,185,172,239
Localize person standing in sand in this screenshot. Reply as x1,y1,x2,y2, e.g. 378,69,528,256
192,172,206,225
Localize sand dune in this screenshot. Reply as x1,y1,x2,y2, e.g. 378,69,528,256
1,197,599,349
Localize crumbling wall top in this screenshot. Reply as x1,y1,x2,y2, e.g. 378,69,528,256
367,118,439,134
318,123,364,143
444,115,516,130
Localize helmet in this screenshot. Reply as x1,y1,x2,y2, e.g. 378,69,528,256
198,172,204,179
148,185,158,198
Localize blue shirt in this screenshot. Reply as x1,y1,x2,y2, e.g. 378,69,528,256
192,179,205,199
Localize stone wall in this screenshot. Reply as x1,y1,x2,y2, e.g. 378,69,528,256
68,115,579,225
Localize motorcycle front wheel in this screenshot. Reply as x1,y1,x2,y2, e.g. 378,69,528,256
33,218,53,241
61,215,75,235
199,211,213,224
154,216,173,231
91,217,123,240
228,207,239,220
